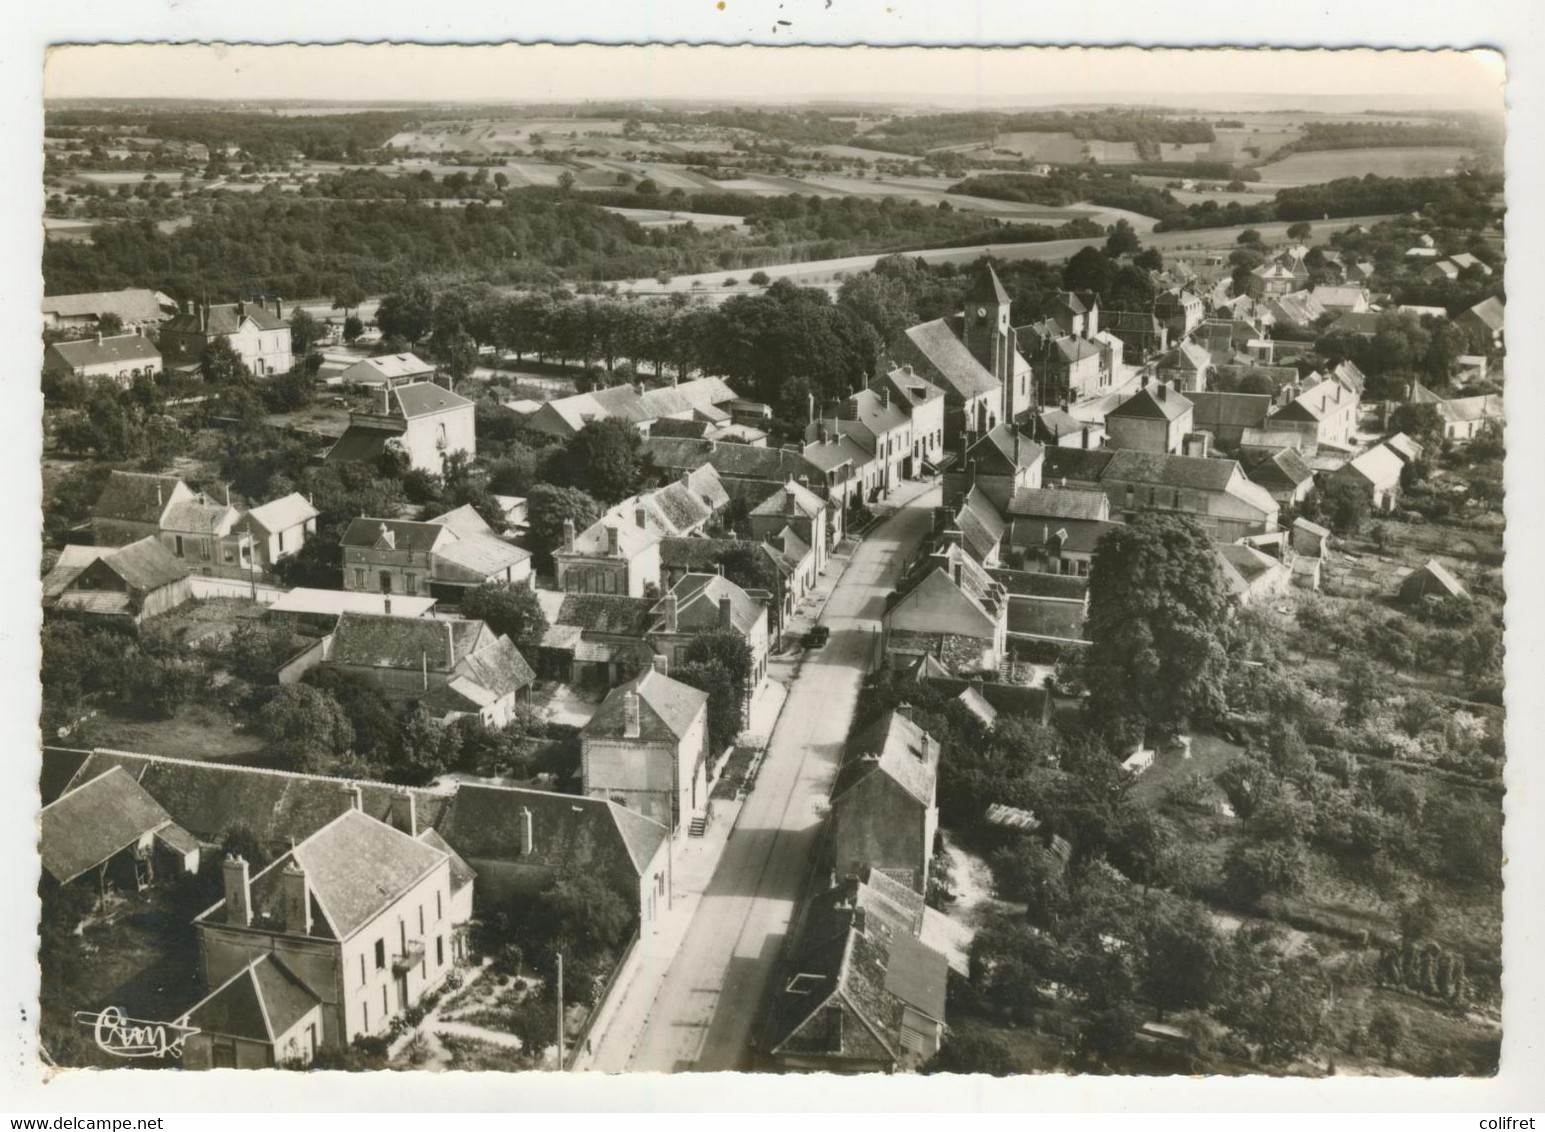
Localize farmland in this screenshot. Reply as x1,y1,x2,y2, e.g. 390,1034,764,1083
1256,146,1479,185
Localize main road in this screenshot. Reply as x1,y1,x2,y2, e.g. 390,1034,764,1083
607,483,941,1073
615,213,1398,300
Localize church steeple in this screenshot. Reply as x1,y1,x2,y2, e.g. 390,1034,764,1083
963,263,1014,414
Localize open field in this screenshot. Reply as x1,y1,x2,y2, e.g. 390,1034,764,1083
1256,146,1478,185
600,206,746,230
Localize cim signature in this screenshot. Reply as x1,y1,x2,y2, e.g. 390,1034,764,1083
73,1007,200,1059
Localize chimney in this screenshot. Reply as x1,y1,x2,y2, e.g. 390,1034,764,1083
807,391,815,423
652,654,670,676
951,559,963,587
237,299,246,319
279,860,313,935
664,592,679,632
274,297,283,319
339,784,362,813
199,303,208,332
719,595,734,631
1081,426,1091,450
635,505,647,529
881,386,890,409
1157,383,1168,402
222,855,252,927
623,689,641,739
445,620,456,670
558,517,577,554
389,790,417,837
520,807,534,856
606,525,620,555
852,907,867,936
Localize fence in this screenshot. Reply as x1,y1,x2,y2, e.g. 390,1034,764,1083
563,929,642,1069
188,575,289,604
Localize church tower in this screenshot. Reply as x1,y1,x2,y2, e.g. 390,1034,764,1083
963,262,1021,425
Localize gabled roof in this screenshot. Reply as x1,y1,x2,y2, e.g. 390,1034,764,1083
243,492,318,536
1054,336,1103,364
965,263,1010,305
750,478,826,520
1244,446,1314,492
1107,385,1193,423
583,667,708,744
341,517,451,554
91,470,189,525
426,503,494,538
329,613,492,673
214,809,449,940
49,333,161,369
1189,391,1272,432
832,710,940,809
163,301,288,336
1158,341,1212,372
1403,559,1468,600
1033,408,1088,440
393,381,473,419
1340,444,1405,488
1006,485,1110,522
183,955,320,1044
42,288,171,323
873,366,946,412
40,766,182,884
553,594,653,636
651,572,766,636
1327,311,1383,337
898,319,1001,400
432,529,531,577
966,423,1043,474
324,425,396,466
641,437,820,483
447,635,536,700
42,545,112,599
1216,543,1286,595
162,496,240,537
77,536,190,592
944,485,1006,564
1041,446,1117,485
337,353,435,386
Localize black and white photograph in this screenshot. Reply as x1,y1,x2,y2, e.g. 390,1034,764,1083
6,6,1542,1115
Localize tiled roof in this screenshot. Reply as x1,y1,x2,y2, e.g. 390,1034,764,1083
337,353,435,385
162,496,239,537
652,572,766,636
1102,449,1244,493
1244,446,1314,492
49,333,161,369
43,288,170,323
184,955,319,1043
341,518,449,554
163,301,287,336
324,425,397,465
417,827,476,893
394,381,472,419
1041,447,1116,484
329,613,491,672
91,470,188,525
1106,385,1193,423
1217,542,1284,587
966,423,1043,473
832,710,939,808
899,319,1001,399
449,635,536,699
433,530,531,576
554,594,653,636
1343,444,1405,488
40,766,179,884
801,432,871,473
42,545,112,599
1006,485,1109,521
584,667,708,743
750,479,826,519
1189,391,1272,432
94,536,190,592
945,486,1006,564
642,437,817,483
1055,336,1103,364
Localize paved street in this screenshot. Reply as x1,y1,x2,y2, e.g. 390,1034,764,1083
594,482,941,1073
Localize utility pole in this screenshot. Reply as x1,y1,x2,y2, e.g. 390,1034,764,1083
555,951,565,1070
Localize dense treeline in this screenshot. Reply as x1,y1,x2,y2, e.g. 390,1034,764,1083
860,109,1216,154
1274,120,1488,156
46,109,419,163
41,185,1105,298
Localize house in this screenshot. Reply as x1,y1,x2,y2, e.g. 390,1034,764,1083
932,484,1008,568
830,711,940,893
553,476,721,597
659,535,810,640
1309,284,1370,315
581,665,711,834
1073,448,1280,542
536,593,655,687
1005,486,1118,576
884,264,1025,452
303,613,535,726
1246,262,1298,300
1269,372,1361,451
1005,585,1090,647
43,536,192,623
340,511,531,601
40,766,200,899
42,288,176,332
640,437,842,532
1456,296,1505,350
1102,310,1169,363
1326,311,1384,338
1346,261,1377,284
1216,543,1290,605
648,573,771,691
764,870,949,1073
42,746,670,962
189,807,464,1059
525,376,746,440
1029,407,1104,451
942,423,1044,512
869,365,948,473
1104,382,1194,455
1400,559,1469,604
1331,444,1406,512
44,332,162,388
811,386,919,499
1153,289,1205,340
1025,326,1106,405
1265,290,1327,331
749,478,830,572
160,298,293,376
239,493,320,574
1409,382,1504,443
800,428,879,515
326,382,476,476
883,544,1009,674
1155,341,1212,393
1188,392,1273,449
335,353,436,389
1241,446,1316,506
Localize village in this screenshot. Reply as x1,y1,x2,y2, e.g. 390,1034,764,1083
35,91,1508,1081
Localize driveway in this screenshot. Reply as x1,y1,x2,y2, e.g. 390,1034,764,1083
600,482,941,1072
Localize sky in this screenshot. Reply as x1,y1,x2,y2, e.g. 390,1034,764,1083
43,44,1506,114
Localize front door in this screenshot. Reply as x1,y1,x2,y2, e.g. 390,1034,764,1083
379,571,393,594
395,972,409,1014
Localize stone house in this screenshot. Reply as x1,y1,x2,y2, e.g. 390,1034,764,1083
160,299,293,376
44,332,162,388
1104,382,1195,455
340,510,531,601
326,382,477,477
648,572,771,691
830,711,940,894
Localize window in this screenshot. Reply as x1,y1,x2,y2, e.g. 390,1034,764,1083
354,567,366,589
382,986,388,1015
363,1004,369,1032
277,530,286,554
223,547,235,564
436,936,444,967
405,572,418,596
419,905,425,934
379,571,393,594
437,891,443,921
360,956,366,985
375,939,386,970
201,539,211,561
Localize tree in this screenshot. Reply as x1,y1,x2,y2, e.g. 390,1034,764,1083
557,417,643,504
922,1033,1016,1075
557,170,576,192
1306,478,1371,537
1062,246,1115,297
524,873,632,959
1222,837,1309,905
376,277,436,344
1389,401,1445,449
289,307,323,356
1084,514,1232,742
343,314,364,343
459,581,549,655
1236,228,1264,247
1285,222,1313,241
258,684,355,772
393,708,455,784
525,483,602,569
331,280,366,318
200,336,249,385
1139,902,1233,1018
1367,1002,1411,1064
444,330,480,380
1105,218,1141,258
677,630,755,751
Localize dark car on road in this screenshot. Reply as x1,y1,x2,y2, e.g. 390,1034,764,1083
802,625,830,648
